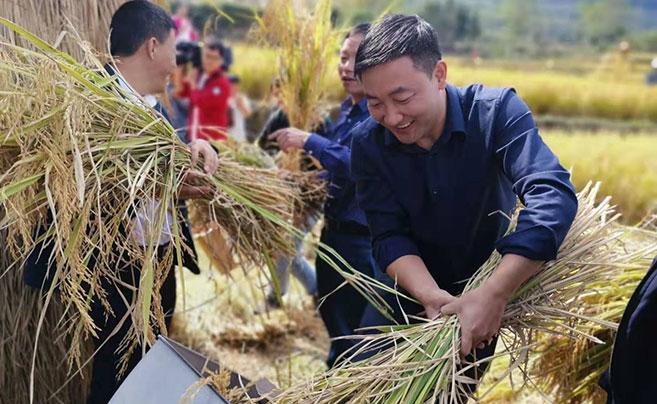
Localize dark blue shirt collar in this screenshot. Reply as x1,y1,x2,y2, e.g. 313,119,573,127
383,84,466,152
341,96,368,114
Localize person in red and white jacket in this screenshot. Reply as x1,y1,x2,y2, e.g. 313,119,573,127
174,38,232,141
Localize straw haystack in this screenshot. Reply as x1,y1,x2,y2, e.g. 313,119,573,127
0,0,128,60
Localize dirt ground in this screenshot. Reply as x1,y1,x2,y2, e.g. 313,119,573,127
170,251,329,392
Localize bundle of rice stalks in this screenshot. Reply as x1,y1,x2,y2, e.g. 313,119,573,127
189,139,325,311
253,0,339,137
186,154,303,267
253,0,339,173
0,18,301,364
274,183,657,403
529,226,657,403
189,139,324,278
0,19,390,372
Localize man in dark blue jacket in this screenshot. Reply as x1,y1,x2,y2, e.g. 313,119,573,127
23,2,219,403
600,256,657,403
349,14,578,393
268,23,375,367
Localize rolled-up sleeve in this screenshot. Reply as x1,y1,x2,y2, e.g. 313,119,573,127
493,89,578,261
351,130,420,271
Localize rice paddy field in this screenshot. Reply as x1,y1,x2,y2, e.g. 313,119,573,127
543,131,657,224
233,44,657,123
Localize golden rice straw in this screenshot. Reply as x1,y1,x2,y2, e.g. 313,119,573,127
0,0,127,61
0,18,298,374
253,0,338,173
527,226,657,403
1,226,93,403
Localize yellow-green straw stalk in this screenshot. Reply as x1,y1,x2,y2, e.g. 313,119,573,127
253,0,339,174
528,227,657,403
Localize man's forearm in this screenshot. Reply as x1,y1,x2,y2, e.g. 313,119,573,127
482,253,544,301
386,255,441,304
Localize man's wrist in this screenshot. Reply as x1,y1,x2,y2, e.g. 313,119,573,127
481,278,513,303
303,132,328,156
416,285,445,307
301,132,311,147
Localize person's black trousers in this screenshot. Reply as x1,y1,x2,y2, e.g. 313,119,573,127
316,228,377,368
86,254,177,404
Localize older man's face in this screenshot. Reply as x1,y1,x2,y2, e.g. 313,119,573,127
153,29,177,88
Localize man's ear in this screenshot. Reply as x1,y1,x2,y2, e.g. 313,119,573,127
433,60,447,89
146,37,158,60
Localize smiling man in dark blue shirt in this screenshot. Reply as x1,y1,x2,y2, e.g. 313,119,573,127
268,23,376,367
350,14,578,385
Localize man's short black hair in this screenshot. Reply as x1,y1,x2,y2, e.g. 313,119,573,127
345,23,370,40
110,0,175,57
355,14,442,79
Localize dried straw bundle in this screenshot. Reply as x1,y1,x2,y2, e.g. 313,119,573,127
529,227,657,403
253,0,339,135
274,183,657,403
0,19,388,373
189,140,326,274
187,155,302,267
0,255,93,404
252,0,338,180
0,0,127,61
0,18,301,365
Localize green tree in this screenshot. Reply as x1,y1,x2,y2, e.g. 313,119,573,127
498,0,544,55
419,0,481,50
580,0,629,48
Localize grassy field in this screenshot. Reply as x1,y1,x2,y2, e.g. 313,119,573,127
448,61,657,122
233,44,657,122
543,130,657,224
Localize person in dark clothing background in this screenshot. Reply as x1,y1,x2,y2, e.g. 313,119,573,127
599,256,657,404
252,77,321,312
267,23,376,368
23,2,219,403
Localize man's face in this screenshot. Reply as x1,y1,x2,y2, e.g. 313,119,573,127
153,29,177,87
202,47,224,75
361,56,446,147
337,34,365,99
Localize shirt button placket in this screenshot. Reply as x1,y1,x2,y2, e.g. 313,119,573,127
429,153,440,202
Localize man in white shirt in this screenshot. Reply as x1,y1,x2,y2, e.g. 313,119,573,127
24,2,219,402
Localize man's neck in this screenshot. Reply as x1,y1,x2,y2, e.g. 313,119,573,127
114,57,152,96
416,91,447,150
350,92,365,105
